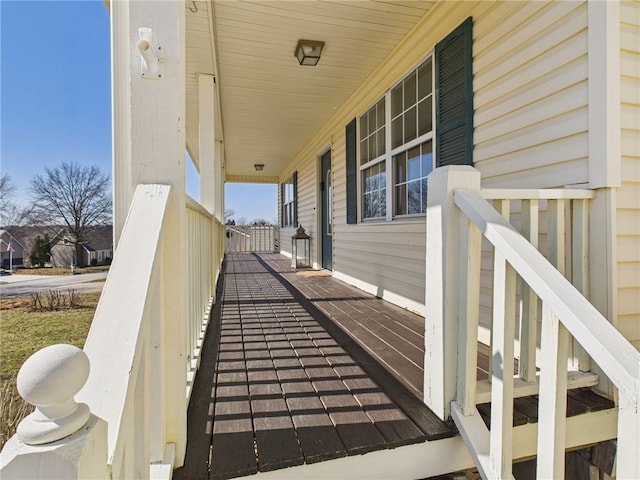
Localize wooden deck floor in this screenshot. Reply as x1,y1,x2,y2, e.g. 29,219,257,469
174,253,614,480
175,253,456,480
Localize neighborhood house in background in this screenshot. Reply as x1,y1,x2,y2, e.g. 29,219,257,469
0,226,113,269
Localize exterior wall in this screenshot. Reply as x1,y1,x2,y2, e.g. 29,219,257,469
279,1,637,333
617,1,640,349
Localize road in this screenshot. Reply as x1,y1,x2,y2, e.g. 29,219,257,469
0,272,108,297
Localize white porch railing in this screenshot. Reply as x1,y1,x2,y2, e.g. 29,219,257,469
225,225,279,253
425,166,639,479
185,196,223,396
1,185,225,479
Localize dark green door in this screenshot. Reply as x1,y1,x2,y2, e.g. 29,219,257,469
321,150,333,270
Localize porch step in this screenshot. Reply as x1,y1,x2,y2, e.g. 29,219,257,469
475,388,614,428
451,389,617,479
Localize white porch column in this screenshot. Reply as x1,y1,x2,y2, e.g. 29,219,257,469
110,0,187,467
424,166,481,420
587,0,620,396
198,74,216,215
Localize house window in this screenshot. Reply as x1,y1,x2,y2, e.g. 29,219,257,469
359,56,434,220
347,18,472,223
394,140,432,216
282,174,296,227
360,99,386,220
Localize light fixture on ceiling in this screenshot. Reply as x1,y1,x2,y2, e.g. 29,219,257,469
254,164,265,171
295,40,325,66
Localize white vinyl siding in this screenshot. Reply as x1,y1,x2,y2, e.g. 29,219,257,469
618,0,640,350
279,0,633,321
474,1,589,188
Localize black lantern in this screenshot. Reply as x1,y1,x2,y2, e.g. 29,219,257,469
291,225,311,269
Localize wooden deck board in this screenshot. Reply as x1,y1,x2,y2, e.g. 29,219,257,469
177,253,614,479
178,253,456,479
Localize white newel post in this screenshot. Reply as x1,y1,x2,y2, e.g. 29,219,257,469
110,0,187,467
424,166,481,420
0,345,108,479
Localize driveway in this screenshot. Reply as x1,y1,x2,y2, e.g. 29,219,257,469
0,272,108,297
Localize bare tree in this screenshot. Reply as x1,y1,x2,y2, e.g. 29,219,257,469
29,162,112,265
0,174,16,205
0,174,29,227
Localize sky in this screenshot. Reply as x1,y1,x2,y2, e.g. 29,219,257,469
1,0,276,223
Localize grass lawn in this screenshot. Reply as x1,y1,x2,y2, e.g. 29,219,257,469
0,293,100,381
0,292,100,449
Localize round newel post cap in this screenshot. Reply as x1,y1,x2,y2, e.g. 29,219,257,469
16,344,91,445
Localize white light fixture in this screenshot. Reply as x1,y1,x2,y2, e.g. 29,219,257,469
137,27,164,79
254,164,264,171
295,40,324,66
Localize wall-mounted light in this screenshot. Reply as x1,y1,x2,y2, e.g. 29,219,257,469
295,40,324,66
254,164,264,171
137,27,164,79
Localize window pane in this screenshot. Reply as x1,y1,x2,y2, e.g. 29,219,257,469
404,71,417,109
369,135,377,160
421,141,433,178
376,99,385,128
395,152,406,184
379,162,386,188
418,58,432,101
360,139,368,165
379,189,386,217
392,117,403,149
396,183,406,216
360,115,368,141
369,109,376,137
421,177,428,213
408,180,421,214
407,146,421,180
404,106,417,144
376,128,385,157
418,96,433,137
391,84,403,118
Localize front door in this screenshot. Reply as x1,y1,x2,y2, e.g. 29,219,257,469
320,150,333,270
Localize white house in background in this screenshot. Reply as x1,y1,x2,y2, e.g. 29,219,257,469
0,229,25,270
1,1,638,479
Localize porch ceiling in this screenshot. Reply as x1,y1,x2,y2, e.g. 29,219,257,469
185,0,436,182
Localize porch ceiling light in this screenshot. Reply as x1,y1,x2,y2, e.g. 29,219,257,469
295,40,324,66
254,164,264,171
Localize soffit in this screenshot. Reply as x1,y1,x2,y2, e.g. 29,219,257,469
185,1,436,181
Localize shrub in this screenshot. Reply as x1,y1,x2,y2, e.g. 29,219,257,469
0,376,32,450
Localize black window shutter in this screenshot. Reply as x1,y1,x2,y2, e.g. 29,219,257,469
292,171,298,227
435,17,473,167
345,118,357,224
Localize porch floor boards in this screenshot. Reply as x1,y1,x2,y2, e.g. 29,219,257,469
174,253,615,480
175,253,456,480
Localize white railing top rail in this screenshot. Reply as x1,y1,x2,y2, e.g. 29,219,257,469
454,188,639,404
186,194,213,219
226,226,251,238
480,188,596,200
76,184,171,462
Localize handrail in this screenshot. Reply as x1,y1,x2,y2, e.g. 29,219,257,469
454,188,639,401
77,184,173,476
481,188,596,200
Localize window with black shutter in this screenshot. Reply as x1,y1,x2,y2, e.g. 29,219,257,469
346,17,472,223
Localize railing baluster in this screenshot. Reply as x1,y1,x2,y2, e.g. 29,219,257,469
548,199,565,275
519,199,539,383
490,250,515,478
571,199,591,372
537,303,569,479
457,217,482,415
489,200,511,384
616,392,640,478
